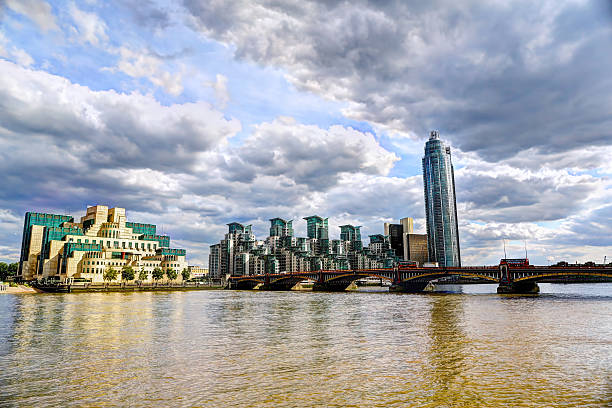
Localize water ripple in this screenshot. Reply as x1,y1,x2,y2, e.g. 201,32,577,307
0,285,611,407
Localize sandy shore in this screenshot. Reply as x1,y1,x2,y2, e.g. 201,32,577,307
0,285,43,294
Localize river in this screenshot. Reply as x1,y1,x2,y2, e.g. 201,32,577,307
1,284,611,407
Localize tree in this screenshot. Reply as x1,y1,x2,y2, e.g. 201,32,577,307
103,266,118,282
122,265,135,282
181,268,190,282
138,267,148,281
166,267,177,281
8,263,17,278
152,267,164,281
0,262,8,281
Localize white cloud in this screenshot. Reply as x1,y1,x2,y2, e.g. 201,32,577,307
10,46,34,66
224,117,399,189
68,3,108,46
0,31,34,66
5,0,58,32
108,47,184,96
204,74,230,108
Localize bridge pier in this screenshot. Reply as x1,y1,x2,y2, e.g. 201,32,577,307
259,280,302,291
312,281,352,291
389,281,430,293
497,281,539,294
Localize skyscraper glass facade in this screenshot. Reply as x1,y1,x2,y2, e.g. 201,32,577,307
269,218,293,237
303,216,328,239
422,131,461,267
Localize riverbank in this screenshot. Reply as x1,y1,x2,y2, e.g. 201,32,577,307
0,284,42,294
33,282,225,293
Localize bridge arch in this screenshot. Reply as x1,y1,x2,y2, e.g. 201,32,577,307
402,271,498,283
324,272,393,283
513,271,612,283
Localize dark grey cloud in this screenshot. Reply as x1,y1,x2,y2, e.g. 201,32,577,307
183,0,612,162
457,171,601,222
116,0,171,31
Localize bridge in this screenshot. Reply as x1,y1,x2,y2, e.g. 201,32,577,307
227,264,612,293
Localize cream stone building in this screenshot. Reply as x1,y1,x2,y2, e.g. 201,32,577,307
18,205,188,283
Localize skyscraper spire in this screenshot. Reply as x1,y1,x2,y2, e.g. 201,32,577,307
422,131,461,267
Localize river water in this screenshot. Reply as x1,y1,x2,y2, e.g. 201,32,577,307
1,284,611,407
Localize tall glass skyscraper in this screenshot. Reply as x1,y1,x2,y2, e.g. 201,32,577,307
422,131,461,267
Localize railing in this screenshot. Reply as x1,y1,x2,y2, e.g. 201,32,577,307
0,283,7,291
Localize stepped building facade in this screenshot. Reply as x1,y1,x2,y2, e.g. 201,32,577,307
18,205,187,283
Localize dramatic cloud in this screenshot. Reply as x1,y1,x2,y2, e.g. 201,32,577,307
223,117,399,189
0,60,239,172
184,0,612,161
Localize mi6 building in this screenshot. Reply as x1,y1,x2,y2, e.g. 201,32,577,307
18,205,187,283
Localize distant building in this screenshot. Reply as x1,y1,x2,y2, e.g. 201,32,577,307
18,205,188,282
209,215,399,277
209,244,222,279
303,215,328,239
269,218,293,237
405,234,429,266
339,224,363,251
422,131,461,267
384,217,419,261
188,266,208,279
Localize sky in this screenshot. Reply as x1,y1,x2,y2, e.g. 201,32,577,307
0,0,611,267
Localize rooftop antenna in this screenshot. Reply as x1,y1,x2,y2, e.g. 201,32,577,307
503,239,507,259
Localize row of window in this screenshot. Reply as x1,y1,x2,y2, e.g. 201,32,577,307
82,260,182,268
68,237,157,251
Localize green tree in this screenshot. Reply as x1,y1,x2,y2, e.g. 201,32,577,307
138,267,148,281
0,262,8,281
122,265,135,282
8,263,18,278
103,266,118,282
152,267,164,281
181,268,190,281
166,268,177,281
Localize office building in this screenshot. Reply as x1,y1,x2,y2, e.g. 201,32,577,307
405,234,429,265
422,131,461,267
18,205,188,282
